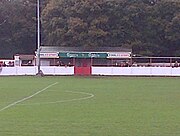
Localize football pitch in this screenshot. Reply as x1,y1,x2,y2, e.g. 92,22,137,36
0,76,179,136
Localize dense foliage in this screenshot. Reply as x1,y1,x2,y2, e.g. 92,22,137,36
0,0,179,58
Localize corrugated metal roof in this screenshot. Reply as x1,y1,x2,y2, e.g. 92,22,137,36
39,46,132,52
19,55,35,60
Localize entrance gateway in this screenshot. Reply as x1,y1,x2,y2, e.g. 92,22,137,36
59,52,108,75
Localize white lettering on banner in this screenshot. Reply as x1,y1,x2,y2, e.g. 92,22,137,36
91,53,100,58
67,53,78,58
107,52,131,58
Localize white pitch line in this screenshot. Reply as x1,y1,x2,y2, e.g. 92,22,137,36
0,82,58,112
18,90,94,106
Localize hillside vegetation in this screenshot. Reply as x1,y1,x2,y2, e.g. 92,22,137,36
0,0,179,57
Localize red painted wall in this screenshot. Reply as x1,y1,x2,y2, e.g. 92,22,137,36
74,67,91,76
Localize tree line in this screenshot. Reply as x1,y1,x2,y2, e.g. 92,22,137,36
0,0,179,58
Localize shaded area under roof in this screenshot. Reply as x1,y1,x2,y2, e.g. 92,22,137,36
39,46,132,53
19,55,35,60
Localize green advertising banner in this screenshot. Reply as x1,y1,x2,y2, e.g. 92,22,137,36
59,52,108,58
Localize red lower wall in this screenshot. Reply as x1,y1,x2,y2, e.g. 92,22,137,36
74,67,91,76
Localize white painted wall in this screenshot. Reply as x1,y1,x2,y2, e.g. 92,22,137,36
0,67,17,76
1,66,180,76
92,67,180,76
0,66,74,76
17,67,36,75
54,67,74,75
171,68,180,76
40,66,74,75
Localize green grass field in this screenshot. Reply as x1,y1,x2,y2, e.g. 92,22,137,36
0,76,179,136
